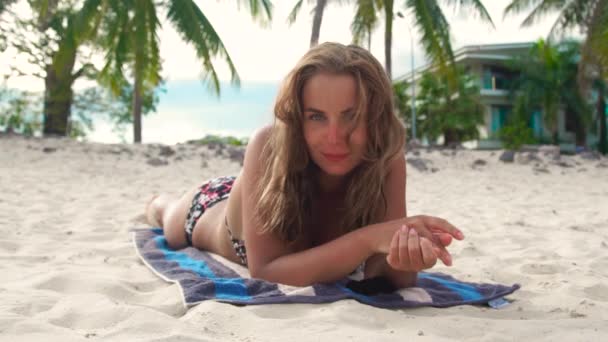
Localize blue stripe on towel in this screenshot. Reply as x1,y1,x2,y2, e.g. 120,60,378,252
418,273,482,301
154,236,251,301
134,228,520,308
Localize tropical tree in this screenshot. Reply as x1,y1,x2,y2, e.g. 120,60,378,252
2,0,102,136
350,0,494,80
392,79,411,125
508,40,591,145
288,0,332,47
581,3,608,153
415,68,484,146
504,0,608,153
595,79,607,154
97,0,273,143
0,84,42,135
351,0,380,50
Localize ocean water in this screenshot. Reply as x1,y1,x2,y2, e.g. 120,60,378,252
88,80,279,145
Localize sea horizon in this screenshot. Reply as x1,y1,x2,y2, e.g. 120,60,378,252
87,80,280,145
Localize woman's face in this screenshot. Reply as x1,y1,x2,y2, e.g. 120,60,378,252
301,72,368,183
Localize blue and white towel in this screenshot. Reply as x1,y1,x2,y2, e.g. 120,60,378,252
133,228,519,309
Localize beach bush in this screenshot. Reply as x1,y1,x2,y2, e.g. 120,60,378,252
498,121,537,150
0,88,42,136
192,134,248,146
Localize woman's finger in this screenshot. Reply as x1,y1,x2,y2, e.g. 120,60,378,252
408,222,452,266
386,227,401,268
435,244,453,266
420,237,438,268
433,232,453,247
408,228,423,271
398,225,411,270
421,216,465,240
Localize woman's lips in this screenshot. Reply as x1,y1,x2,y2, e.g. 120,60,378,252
322,153,349,162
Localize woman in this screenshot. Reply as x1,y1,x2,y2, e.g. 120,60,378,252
146,42,463,288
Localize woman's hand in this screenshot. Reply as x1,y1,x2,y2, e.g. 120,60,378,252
375,215,464,268
386,224,438,271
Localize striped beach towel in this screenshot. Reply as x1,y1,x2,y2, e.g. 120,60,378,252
133,228,519,309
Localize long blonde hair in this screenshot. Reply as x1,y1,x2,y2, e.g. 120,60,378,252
255,42,405,242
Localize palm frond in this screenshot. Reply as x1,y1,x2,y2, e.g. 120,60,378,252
98,1,131,95
351,0,379,46
442,0,495,28
100,13,131,95
510,0,568,27
235,0,273,28
576,0,608,88
287,0,305,25
72,0,103,43
144,0,162,86
166,0,240,94
546,0,589,40
407,0,455,77
132,0,161,90
503,0,544,18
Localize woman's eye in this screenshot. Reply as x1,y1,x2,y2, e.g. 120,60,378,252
309,113,324,121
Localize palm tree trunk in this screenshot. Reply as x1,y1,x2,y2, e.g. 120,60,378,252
43,48,76,136
571,108,587,147
443,128,459,147
133,76,143,143
310,0,327,47
383,0,394,79
544,100,560,145
598,87,607,154
43,71,73,136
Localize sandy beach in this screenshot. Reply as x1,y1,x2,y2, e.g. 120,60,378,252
1,134,607,341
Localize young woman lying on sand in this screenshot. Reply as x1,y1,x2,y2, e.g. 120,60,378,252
146,42,464,288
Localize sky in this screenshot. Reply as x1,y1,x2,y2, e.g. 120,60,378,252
1,0,559,90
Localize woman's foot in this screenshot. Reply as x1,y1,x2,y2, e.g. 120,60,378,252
145,194,163,227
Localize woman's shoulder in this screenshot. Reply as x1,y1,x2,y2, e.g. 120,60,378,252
246,125,273,153
243,124,273,170
249,125,273,146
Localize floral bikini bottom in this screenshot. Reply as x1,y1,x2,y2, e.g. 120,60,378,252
184,176,248,266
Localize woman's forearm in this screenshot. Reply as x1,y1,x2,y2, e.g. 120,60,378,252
252,223,383,287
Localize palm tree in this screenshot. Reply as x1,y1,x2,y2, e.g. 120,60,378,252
595,79,607,154
392,78,410,123
32,0,100,136
580,2,608,153
287,0,331,47
508,40,590,145
504,0,608,153
98,0,273,143
415,67,484,146
351,0,380,50
350,0,494,80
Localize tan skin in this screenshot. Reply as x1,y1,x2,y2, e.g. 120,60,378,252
147,73,463,288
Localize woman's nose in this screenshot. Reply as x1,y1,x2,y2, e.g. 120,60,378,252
327,121,344,145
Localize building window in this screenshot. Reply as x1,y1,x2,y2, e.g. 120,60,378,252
490,105,512,136
530,110,543,137
483,66,513,90
565,109,577,133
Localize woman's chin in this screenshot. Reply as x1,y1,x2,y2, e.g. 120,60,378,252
318,164,356,178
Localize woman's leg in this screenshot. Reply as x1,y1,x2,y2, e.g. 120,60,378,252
145,187,199,250
145,182,237,262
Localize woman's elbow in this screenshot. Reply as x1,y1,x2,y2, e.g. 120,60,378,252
249,265,312,287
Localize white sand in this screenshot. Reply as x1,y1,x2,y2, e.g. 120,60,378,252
1,134,607,341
